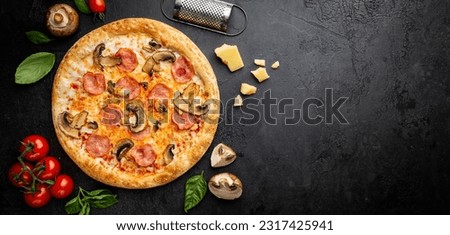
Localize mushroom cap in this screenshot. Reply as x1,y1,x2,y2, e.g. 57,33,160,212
142,57,156,75
46,3,79,37
57,111,80,138
94,43,122,68
126,100,147,133
173,87,210,116
208,172,243,200
210,143,237,168
164,144,175,165
112,138,134,160
152,51,176,63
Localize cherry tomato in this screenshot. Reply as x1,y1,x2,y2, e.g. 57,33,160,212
19,134,49,162
23,184,52,208
50,174,74,199
8,162,34,188
89,0,106,13
35,156,61,181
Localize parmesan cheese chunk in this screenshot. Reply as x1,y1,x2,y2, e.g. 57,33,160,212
271,61,280,69
240,83,257,95
254,59,266,67
214,44,244,72
251,67,270,83
234,95,243,106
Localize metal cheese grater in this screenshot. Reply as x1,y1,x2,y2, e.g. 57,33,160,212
161,0,247,36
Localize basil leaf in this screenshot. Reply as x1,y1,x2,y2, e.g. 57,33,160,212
74,0,91,14
83,194,115,202
65,187,118,215
80,203,91,215
25,31,53,44
184,171,207,213
90,195,118,209
65,197,82,215
86,189,110,197
15,52,55,84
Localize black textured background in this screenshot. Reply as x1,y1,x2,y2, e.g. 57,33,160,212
0,0,449,214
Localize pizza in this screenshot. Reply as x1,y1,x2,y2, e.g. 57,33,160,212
51,18,220,189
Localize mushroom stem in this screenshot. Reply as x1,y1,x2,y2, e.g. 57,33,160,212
54,13,63,24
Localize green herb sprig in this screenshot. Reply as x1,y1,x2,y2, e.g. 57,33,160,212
65,187,118,215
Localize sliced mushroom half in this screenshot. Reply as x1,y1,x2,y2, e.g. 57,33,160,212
148,116,161,131
164,144,175,165
143,40,162,53
57,112,80,138
112,139,134,160
106,80,130,98
173,91,210,116
70,111,88,129
153,51,176,63
126,100,147,133
57,111,94,138
173,90,190,112
195,100,212,115
210,143,237,168
153,99,168,113
93,43,122,69
106,80,116,95
142,57,156,75
142,50,176,75
149,40,161,49
181,83,199,101
208,173,243,200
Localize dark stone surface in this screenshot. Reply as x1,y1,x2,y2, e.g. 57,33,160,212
0,0,449,214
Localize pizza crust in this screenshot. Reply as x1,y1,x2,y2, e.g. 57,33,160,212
52,18,219,189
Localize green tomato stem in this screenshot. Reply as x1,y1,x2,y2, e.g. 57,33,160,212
17,154,53,193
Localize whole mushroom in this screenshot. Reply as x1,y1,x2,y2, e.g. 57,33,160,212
46,4,79,37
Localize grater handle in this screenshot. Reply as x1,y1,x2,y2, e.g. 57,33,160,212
160,0,248,36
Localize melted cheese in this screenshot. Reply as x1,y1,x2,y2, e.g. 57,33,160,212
56,33,207,175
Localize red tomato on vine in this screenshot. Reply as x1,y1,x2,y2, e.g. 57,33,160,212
89,0,106,21
19,134,49,162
